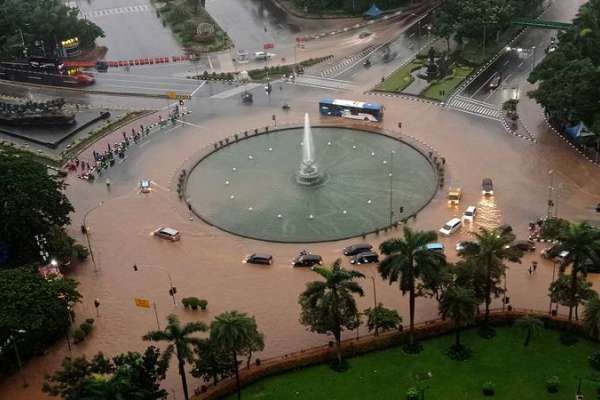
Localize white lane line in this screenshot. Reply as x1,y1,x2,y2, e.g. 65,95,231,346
177,120,206,129
97,72,197,82
291,82,341,91
97,77,197,88
471,72,497,98
518,61,524,68
208,56,214,71
503,59,510,66
191,81,206,97
93,83,193,93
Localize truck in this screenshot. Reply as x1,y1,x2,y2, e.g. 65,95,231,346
448,187,462,206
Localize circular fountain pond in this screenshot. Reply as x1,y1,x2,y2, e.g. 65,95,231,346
185,122,438,242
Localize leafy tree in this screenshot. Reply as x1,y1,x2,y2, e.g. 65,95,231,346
460,227,521,331
0,267,80,373
143,315,207,400
191,338,233,385
43,347,169,399
553,223,600,320
0,151,74,267
583,294,600,339
528,0,600,131
364,303,402,336
515,315,544,347
550,275,595,320
298,260,364,367
0,0,104,59
243,329,264,369
210,311,264,399
378,227,445,350
438,285,477,350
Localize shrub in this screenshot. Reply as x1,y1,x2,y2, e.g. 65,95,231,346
72,328,86,344
589,351,600,371
198,299,208,310
80,322,93,335
482,381,495,396
406,387,419,400
559,332,578,346
546,376,560,393
447,344,472,361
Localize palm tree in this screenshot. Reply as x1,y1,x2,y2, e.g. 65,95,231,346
439,285,477,350
210,311,263,400
515,315,544,347
143,314,207,400
583,294,600,339
378,226,445,349
460,227,520,328
298,259,364,367
555,223,600,320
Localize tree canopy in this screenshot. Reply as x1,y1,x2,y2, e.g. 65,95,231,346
0,0,104,59
529,0,600,131
0,267,80,374
0,151,74,266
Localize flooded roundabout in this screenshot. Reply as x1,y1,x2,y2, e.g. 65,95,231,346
185,114,439,242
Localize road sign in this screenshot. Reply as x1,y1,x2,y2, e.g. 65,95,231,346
263,43,274,50
166,91,178,99
134,298,151,308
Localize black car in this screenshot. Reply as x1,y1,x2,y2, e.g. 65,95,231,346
343,243,373,256
510,240,536,252
496,224,513,236
482,178,494,196
292,254,323,267
488,75,501,90
350,251,379,265
95,61,108,72
244,253,273,265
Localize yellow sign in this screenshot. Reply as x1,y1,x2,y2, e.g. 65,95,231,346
166,91,178,99
134,298,151,308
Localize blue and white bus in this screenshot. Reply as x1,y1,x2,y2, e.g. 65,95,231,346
318,98,384,122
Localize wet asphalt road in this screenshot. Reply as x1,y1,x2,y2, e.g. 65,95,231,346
461,0,586,106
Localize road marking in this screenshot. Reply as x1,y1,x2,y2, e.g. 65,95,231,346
98,71,196,83
97,77,197,88
190,81,206,97
518,61,524,68
210,83,259,99
208,56,214,71
503,59,510,66
471,72,497,98
93,83,194,93
177,120,206,129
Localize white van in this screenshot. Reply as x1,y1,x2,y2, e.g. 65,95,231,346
439,218,462,236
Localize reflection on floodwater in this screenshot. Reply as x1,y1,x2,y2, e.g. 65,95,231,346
477,196,502,231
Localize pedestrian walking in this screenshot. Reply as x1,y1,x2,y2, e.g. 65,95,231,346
528,266,532,275
105,178,111,189
122,131,127,140
532,261,538,272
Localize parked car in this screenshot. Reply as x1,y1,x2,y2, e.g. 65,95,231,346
153,227,181,241
463,206,477,222
95,61,108,72
343,243,373,256
292,254,323,267
488,75,501,90
439,218,462,236
482,178,494,196
424,243,445,254
509,240,536,252
140,179,151,193
497,224,513,236
244,253,273,265
254,51,273,60
456,241,467,255
350,251,379,265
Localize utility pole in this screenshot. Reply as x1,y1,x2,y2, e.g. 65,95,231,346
388,151,394,225
546,170,554,218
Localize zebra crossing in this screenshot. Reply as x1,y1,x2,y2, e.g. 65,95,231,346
80,5,152,19
318,45,378,78
287,75,354,91
447,95,502,121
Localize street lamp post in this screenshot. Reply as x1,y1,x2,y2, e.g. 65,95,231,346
7,330,28,387
388,151,395,226
82,201,103,272
549,261,557,314
133,264,177,305
546,170,554,218
530,46,536,72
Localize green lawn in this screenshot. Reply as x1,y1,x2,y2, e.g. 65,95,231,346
376,59,425,92
422,65,474,101
231,327,600,399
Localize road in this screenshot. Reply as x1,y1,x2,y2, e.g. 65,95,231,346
459,0,586,107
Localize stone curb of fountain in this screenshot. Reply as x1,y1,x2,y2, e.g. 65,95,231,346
177,121,446,242
543,116,600,168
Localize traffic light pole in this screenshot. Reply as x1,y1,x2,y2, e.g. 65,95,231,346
133,264,177,305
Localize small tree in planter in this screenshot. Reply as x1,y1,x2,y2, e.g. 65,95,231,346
198,299,208,311
482,381,495,396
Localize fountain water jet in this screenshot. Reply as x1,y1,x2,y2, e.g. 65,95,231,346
296,113,323,185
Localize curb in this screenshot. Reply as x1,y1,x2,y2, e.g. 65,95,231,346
543,116,600,168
